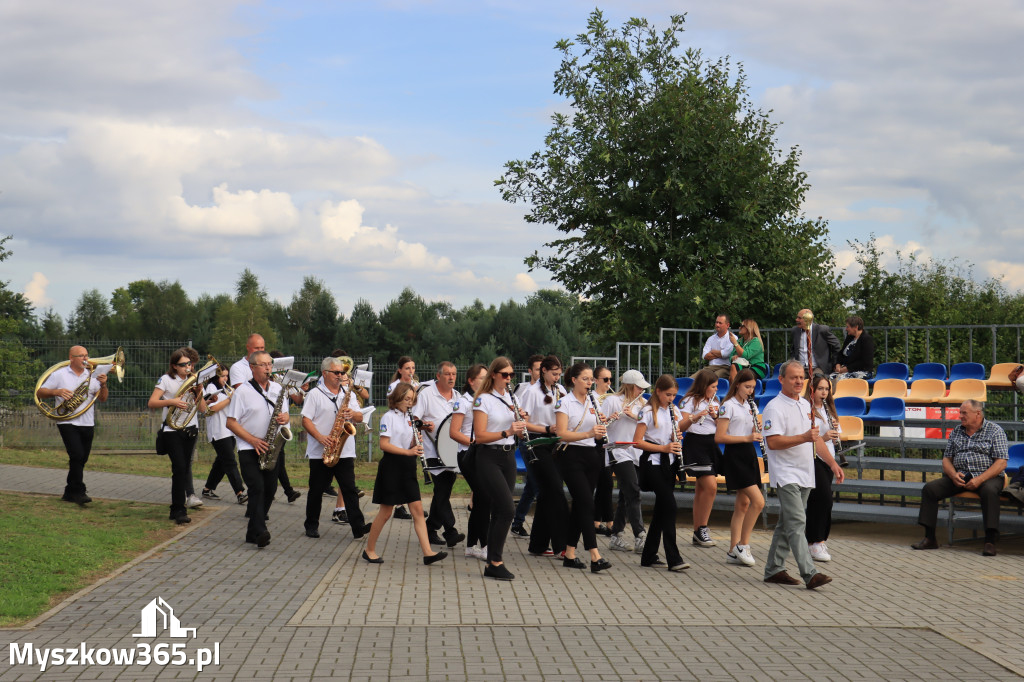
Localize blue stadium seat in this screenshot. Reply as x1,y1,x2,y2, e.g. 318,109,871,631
761,379,781,401
514,449,527,474
912,362,947,382
716,378,730,399
758,395,775,411
834,396,867,417
769,363,784,380
672,394,683,407
948,362,985,384
868,362,909,386
676,376,694,395
862,396,906,421
1007,443,1024,475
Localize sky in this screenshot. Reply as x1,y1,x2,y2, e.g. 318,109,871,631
2,0,1023,322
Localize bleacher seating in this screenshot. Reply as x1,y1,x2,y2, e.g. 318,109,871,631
939,378,986,404
948,362,985,384
863,396,905,421
869,362,909,386
986,362,1019,388
716,378,729,399
833,378,868,399
905,378,947,404
676,376,694,395
838,415,864,441
835,396,867,417
867,378,907,402
911,362,947,382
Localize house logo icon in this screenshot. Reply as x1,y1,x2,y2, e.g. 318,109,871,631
132,597,197,639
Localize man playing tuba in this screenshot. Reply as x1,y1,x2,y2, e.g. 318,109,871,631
36,346,109,505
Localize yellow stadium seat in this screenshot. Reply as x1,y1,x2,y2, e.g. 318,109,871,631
986,362,1020,388
905,379,947,404
833,378,869,399
939,378,987,404
837,415,864,441
866,378,907,403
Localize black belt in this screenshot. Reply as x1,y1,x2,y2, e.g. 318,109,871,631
480,443,516,452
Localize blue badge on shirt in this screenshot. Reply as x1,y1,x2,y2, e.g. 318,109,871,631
453,401,460,410
555,398,562,409
764,419,772,430
379,423,388,434
474,397,482,407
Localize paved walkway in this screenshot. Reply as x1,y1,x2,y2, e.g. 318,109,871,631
1,463,1022,681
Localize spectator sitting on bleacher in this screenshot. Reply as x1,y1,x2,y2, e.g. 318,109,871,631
790,309,839,378
911,399,1008,556
698,313,734,379
830,316,876,380
1004,467,1024,506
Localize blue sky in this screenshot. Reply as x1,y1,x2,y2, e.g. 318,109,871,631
2,0,1022,321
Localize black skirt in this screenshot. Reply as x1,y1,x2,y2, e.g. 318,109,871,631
683,432,719,477
721,442,761,491
372,452,422,505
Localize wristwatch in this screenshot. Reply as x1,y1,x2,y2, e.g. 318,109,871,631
500,430,507,439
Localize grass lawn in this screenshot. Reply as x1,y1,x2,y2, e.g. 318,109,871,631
0,491,193,627
0,447,472,496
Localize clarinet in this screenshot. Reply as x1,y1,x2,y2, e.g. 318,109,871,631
586,387,608,447
822,404,849,467
668,403,683,478
747,396,763,438
508,385,538,464
411,417,432,485
697,396,720,426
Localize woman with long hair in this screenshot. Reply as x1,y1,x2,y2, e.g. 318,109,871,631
472,357,529,580
362,382,447,566
602,370,650,555
679,369,721,549
450,363,489,560
387,356,418,520
148,348,207,524
200,365,247,505
632,374,689,571
803,374,845,563
520,354,568,558
553,362,612,573
715,369,765,567
591,365,615,537
728,319,769,382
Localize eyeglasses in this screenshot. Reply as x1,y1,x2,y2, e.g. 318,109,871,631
175,361,193,367
495,371,514,379
252,362,274,368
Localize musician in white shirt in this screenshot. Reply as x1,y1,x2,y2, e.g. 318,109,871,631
387,355,418,520
229,333,264,388
602,370,650,554
679,369,722,548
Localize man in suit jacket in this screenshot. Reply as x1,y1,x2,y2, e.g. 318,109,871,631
790,309,840,376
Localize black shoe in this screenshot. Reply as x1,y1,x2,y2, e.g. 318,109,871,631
244,509,250,518
444,530,466,548
286,490,301,503
394,505,412,519
245,535,256,544
332,509,349,524
562,557,586,569
236,492,248,505
202,488,220,500
175,514,191,525
362,550,383,564
71,493,91,505
256,531,271,548
352,522,372,539
911,537,939,550
484,563,515,581
595,523,612,537
510,524,528,538
305,528,320,538
427,530,445,545
591,558,612,573
424,551,448,565
324,486,338,497
641,555,666,567
357,488,365,498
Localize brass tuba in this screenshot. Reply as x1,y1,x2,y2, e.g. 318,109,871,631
34,348,126,421
165,355,219,431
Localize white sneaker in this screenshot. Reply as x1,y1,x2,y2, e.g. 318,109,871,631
735,544,756,566
633,531,646,555
692,526,716,547
465,546,477,558
726,547,743,565
185,494,204,508
809,542,832,562
609,532,634,552
477,546,489,561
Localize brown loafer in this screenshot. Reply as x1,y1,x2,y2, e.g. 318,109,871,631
764,570,801,585
983,543,997,556
911,538,939,550
806,573,832,590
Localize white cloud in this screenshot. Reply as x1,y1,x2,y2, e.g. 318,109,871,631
513,272,539,292
984,260,1024,290
22,272,52,307
170,184,299,236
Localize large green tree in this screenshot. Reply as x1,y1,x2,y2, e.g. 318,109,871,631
0,235,34,327
497,11,839,343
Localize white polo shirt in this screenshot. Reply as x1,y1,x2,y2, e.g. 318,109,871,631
638,405,679,467
473,390,516,446
155,374,198,432
379,408,415,450
412,382,459,470
702,332,734,368
40,365,102,427
519,380,565,428
229,356,252,387
720,397,755,438
555,392,599,447
302,384,360,460
203,384,231,442
226,380,282,451
762,392,815,488
681,397,717,435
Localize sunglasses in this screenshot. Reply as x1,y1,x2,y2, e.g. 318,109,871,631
175,361,193,367
495,371,514,379
324,370,347,376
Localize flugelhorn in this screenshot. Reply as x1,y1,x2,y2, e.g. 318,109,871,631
165,355,218,431
34,348,126,421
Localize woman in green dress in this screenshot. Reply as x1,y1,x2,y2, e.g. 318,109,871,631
728,318,770,382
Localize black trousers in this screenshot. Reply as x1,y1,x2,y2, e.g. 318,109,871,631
558,444,602,551
165,430,197,519
426,470,458,533
919,474,1004,535
57,424,93,498
306,458,365,535
805,457,834,544
239,449,278,539
205,436,244,494
638,458,682,566
611,460,646,537
593,461,614,523
276,447,293,493
459,448,489,548
527,444,568,555
476,444,516,563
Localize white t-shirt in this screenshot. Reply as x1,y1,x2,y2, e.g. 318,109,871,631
639,404,679,467
40,365,102,427
602,393,643,464
555,392,599,448
203,383,231,442
519,380,565,428
387,378,419,396
411,382,459,470
155,374,198,432
720,397,755,438
379,408,415,450
229,356,252,387
702,332,734,367
762,393,815,488
453,391,475,452
473,390,516,446
302,384,360,460
226,380,283,451
681,396,718,435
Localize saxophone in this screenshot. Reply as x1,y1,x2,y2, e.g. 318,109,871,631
322,385,357,467
259,383,293,471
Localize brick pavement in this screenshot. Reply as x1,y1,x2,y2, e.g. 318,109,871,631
1,462,1022,681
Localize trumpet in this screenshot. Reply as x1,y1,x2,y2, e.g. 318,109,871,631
34,348,126,421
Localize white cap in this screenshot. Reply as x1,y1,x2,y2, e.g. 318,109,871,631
619,369,651,389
